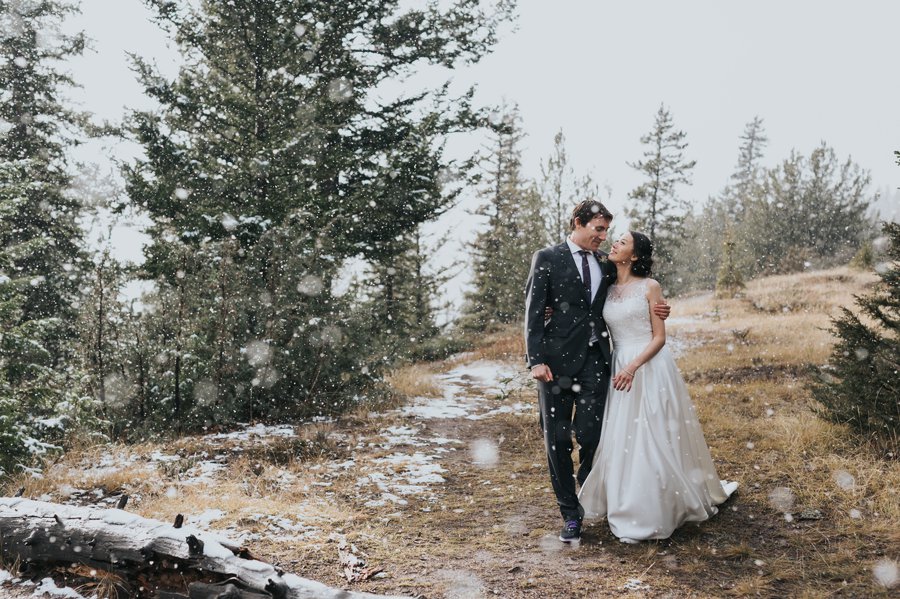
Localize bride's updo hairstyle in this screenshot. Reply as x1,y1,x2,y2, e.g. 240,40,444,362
630,231,654,277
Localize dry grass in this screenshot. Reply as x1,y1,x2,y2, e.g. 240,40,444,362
671,266,878,373
471,328,525,363
383,363,442,398
3,266,897,598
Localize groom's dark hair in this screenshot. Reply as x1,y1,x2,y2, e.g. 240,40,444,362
569,200,613,230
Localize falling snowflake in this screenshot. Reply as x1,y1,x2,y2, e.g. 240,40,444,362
832,470,855,491
470,439,499,468
768,486,794,513
873,559,898,588
244,340,273,367
327,77,353,102
297,274,324,296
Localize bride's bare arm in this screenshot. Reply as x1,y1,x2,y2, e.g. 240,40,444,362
612,279,667,392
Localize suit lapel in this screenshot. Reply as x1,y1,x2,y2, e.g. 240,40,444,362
555,243,589,306
556,243,579,278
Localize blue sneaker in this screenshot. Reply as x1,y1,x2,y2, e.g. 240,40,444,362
559,519,581,542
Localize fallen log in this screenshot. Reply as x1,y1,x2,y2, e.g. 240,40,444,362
0,498,407,599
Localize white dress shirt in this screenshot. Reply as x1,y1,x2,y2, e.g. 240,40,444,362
566,237,601,303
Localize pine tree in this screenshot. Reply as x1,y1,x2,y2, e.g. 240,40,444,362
462,106,548,332
626,104,696,288
0,168,96,473
380,229,445,343
673,118,768,292
77,249,127,416
0,0,88,358
0,2,96,467
539,130,571,244
123,0,511,264
725,116,768,222
121,0,513,425
739,144,873,275
538,129,602,244
813,221,900,451
715,230,745,299
362,226,458,362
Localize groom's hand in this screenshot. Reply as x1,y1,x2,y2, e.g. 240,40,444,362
652,300,671,321
531,364,553,383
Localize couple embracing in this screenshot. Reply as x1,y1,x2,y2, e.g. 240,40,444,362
524,200,737,544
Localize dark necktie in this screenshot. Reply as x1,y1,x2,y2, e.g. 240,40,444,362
578,250,600,345
578,250,592,303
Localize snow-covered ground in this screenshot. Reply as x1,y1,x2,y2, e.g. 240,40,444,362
0,570,91,599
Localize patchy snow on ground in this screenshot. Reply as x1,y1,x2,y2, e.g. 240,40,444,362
200,510,322,545
0,569,93,599
191,508,226,527
206,423,297,442
31,577,90,598
182,459,227,485
380,425,427,447
402,360,531,421
27,359,535,547
401,385,472,420
443,360,523,391
355,451,448,505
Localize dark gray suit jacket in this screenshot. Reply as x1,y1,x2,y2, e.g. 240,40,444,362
524,242,615,378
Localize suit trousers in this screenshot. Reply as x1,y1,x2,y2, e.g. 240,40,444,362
538,345,609,521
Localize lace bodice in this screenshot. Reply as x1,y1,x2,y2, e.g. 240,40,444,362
603,279,652,349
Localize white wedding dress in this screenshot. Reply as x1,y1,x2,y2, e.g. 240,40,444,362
579,278,737,541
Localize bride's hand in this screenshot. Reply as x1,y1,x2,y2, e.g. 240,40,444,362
613,367,636,392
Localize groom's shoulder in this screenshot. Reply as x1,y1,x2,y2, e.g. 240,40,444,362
544,241,568,254
533,242,565,259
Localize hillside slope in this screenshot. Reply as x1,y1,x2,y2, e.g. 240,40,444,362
2,266,897,598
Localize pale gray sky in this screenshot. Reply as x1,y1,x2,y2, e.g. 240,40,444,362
63,1,900,310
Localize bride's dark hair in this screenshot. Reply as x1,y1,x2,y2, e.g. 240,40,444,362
630,231,653,277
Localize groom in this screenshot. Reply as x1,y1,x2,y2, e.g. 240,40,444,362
524,200,669,542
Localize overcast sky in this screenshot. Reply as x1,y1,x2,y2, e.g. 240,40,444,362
63,0,900,310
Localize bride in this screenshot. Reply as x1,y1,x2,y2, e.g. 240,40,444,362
578,231,737,543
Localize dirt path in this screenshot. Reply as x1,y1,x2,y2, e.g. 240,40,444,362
295,358,749,598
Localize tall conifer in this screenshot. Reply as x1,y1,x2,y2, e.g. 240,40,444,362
0,0,88,354
626,104,695,288
462,106,547,331
122,0,513,423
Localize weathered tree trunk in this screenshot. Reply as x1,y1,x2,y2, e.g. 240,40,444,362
0,498,406,599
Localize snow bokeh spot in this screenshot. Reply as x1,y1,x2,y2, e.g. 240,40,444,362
297,274,324,296
327,77,352,102
470,439,499,468
873,559,898,588
768,486,794,513
832,470,855,491
244,340,273,367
